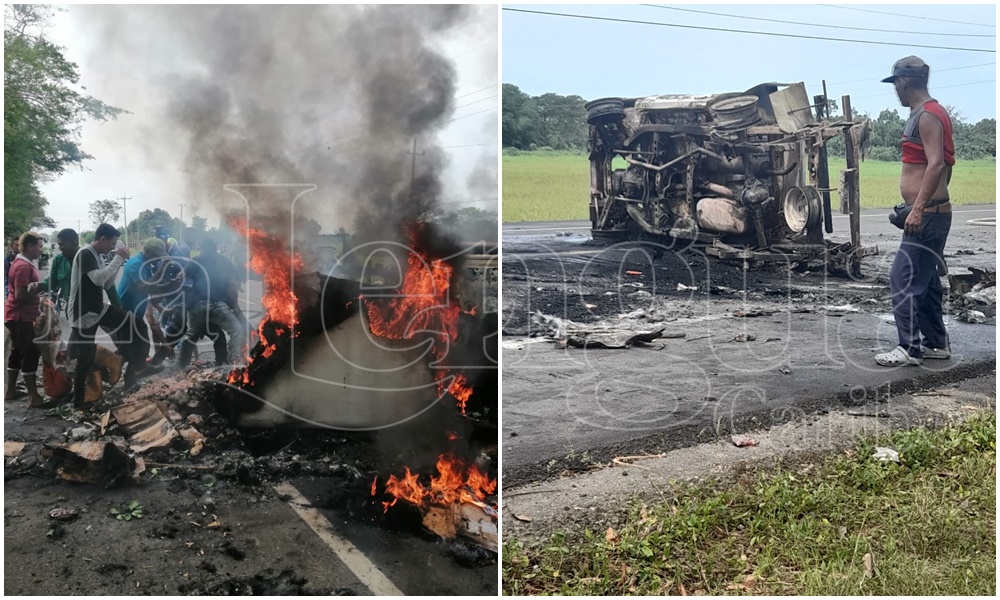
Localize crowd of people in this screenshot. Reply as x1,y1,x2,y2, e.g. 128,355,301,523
4,223,247,409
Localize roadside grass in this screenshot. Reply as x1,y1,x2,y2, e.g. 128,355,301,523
502,411,996,596
502,151,996,222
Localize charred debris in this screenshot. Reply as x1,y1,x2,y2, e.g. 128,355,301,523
586,82,875,275
7,249,499,562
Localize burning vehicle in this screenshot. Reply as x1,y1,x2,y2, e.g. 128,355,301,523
213,215,499,551
585,82,874,274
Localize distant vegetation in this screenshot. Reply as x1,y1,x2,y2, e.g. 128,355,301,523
502,83,996,162
502,84,588,152
502,83,996,223
502,152,996,223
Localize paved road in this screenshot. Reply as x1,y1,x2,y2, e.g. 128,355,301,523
501,204,997,486
8,276,496,595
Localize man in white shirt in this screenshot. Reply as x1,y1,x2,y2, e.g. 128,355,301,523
69,223,156,406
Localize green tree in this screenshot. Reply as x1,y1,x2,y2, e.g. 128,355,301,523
191,215,208,237
126,208,177,242
4,4,126,238
502,84,540,150
88,199,121,228
948,108,995,160
534,93,587,151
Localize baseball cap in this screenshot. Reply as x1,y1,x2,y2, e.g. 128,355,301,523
153,226,169,240
881,56,930,83
143,237,166,258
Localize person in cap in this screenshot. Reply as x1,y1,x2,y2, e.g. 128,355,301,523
118,238,177,366
177,237,246,367
154,225,169,244
875,56,954,367
117,238,168,316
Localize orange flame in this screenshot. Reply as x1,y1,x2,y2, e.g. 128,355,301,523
226,216,304,385
363,227,474,413
378,454,496,514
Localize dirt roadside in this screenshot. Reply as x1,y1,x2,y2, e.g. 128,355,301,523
501,372,996,544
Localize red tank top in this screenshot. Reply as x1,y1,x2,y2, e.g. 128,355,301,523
901,100,955,166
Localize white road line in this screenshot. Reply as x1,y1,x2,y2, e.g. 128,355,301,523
830,208,996,219
505,208,996,234
506,226,592,233
275,482,404,596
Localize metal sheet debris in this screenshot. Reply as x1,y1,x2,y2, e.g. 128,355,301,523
563,328,666,349
422,503,498,552
4,441,26,458
111,400,179,453
41,439,142,486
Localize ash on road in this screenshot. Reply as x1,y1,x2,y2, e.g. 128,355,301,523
502,206,996,487
4,395,498,596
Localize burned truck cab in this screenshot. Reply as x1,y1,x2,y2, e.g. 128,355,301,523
586,82,873,274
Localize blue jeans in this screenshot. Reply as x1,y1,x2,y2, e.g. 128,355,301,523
178,300,246,366
889,212,952,358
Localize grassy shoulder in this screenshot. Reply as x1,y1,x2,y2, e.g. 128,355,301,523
502,151,996,223
502,412,996,596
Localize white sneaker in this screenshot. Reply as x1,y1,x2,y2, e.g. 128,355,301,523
875,346,923,367
921,346,951,360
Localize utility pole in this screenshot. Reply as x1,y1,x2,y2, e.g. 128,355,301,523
177,203,186,240
118,195,132,247
405,138,424,203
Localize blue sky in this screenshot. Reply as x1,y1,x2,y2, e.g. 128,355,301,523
503,3,996,121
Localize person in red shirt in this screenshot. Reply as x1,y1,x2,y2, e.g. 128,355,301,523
875,56,954,367
4,231,46,406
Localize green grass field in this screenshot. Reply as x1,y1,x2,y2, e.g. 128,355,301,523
503,412,996,596
502,151,996,222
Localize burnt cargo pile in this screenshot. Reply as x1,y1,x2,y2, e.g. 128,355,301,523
586,83,874,274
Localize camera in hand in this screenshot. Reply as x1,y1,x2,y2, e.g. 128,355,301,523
888,203,911,230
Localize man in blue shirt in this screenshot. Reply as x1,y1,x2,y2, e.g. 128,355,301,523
117,238,174,368
117,238,167,316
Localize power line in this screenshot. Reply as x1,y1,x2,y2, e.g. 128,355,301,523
443,106,497,125
454,94,497,110
855,78,996,99
820,4,995,29
823,62,997,86
455,84,497,101
323,108,496,152
501,7,996,53
642,4,995,38
451,35,498,60
438,142,496,149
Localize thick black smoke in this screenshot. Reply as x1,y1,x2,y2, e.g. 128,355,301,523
74,4,481,244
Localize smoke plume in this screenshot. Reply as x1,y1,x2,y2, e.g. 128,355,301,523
73,4,488,243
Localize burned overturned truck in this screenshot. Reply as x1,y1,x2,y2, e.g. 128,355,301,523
586,82,873,274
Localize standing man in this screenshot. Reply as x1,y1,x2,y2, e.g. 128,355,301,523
4,232,46,406
68,223,152,405
178,238,246,367
45,229,124,314
875,56,954,367
44,229,81,308
117,238,174,365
